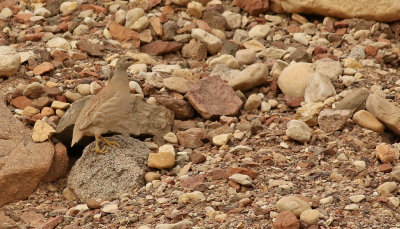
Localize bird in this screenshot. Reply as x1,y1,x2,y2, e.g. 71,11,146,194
71,56,135,153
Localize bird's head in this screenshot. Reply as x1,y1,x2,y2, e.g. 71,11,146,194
116,56,136,71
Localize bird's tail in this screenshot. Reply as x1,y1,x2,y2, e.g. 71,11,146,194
71,126,83,147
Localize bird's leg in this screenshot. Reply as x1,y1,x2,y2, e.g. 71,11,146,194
93,135,106,154
99,136,121,148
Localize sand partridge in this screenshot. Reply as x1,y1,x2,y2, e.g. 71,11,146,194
71,56,135,153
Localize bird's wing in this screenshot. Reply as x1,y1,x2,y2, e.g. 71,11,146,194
78,86,117,131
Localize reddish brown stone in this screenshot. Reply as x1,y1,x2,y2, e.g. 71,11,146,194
365,45,378,57
58,22,68,32
31,97,51,110
336,28,347,36
81,4,106,14
226,167,257,179
52,50,69,62
208,169,227,180
379,163,393,173
334,20,349,28
272,211,300,229
15,13,32,23
108,22,140,48
284,95,304,108
232,0,268,16
76,40,105,57
42,142,69,183
71,52,87,60
186,76,243,119
228,180,241,190
286,24,301,33
140,40,183,56
313,46,327,56
154,94,194,119
182,41,208,60
33,62,54,76
180,174,205,190
314,53,339,61
41,107,54,117
24,33,44,41
189,152,206,164
176,128,207,148
11,96,32,109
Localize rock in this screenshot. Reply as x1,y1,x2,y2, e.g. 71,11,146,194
278,62,314,97
155,220,193,229
171,0,190,6
51,101,70,110
77,84,91,96
154,94,194,119
109,22,140,47
294,102,325,126
352,110,385,133
276,196,311,217
178,191,205,203
0,96,54,206
102,203,118,214
76,40,105,57
366,94,400,135
249,24,271,40
125,8,149,31
148,144,175,169
222,11,241,30
162,21,178,41
23,83,45,99
235,49,256,65
376,143,396,163
377,182,397,195
233,0,269,16
202,8,227,31
60,1,78,15
0,46,21,77
176,128,206,148
46,37,70,50
212,133,231,146
229,63,269,91
286,120,312,143
144,172,161,183
186,76,243,119
56,96,174,146
163,132,178,144
244,94,262,110
335,88,369,114
67,135,149,201
163,77,189,94
300,209,321,226
304,73,336,103
229,174,252,186
0,8,12,19
315,59,342,82
182,40,207,60
349,195,366,203
208,54,239,69
273,211,300,229
42,142,69,182
342,58,362,69
354,160,366,171
187,1,203,18
190,152,206,164
270,0,400,22
293,32,309,46
32,120,56,142
33,62,54,76
22,106,40,116
11,96,32,109
140,41,183,56
317,109,351,132
191,28,222,55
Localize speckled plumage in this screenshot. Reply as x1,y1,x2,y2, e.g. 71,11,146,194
71,56,135,151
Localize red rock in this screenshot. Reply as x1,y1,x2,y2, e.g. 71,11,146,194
41,107,54,117
313,46,327,56
58,22,68,32
71,52,87,60
149,0,162,8
336,28,347,36
284,95,303,108
15,13,33,23
20,210,45,227
180,174,205,189
314,53,339,61
176,128,207,148
272,211,300,229
379,163,393,173
42,142,69,183
334,20,349,28
52,50,69,62
76,40,105,57
228,180,241,190
38,216,63,229
286,24,301,33
11,96,32,109
208,169,227,180
24,33,44,41
33,62,54,76
232,0,268,16
186,76,243,119
365,45,378,57
140,40,183,56
79,70,99,78
226,167,258,179
81,4,106,14
109,21,140,48
154,94,194,119
189,152,206,164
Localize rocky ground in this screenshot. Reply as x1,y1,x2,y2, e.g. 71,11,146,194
2,0,400,228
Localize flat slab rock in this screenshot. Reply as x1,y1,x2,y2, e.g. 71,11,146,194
186,75,243,119
56,95,174,146
67,135,149,201
366,93,400,134
0,96,54,206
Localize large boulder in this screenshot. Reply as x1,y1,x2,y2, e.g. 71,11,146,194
67,135,149,201
271,0,400,22
0,96,54,206
56,95,174,146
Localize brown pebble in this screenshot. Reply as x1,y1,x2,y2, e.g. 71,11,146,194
190,152,206,164
86,198,101,209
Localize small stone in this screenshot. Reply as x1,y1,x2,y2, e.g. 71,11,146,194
388,197,400,208
376,143,396,163
144,172,161,183
32,120,56,142
0,8,12,18
60,1,79,15
46,37,70,50
249,24,271,40
77,84,91,96
148,149,175,169
293,33,309,46
353,110,385,133
41,107,54,117
51,101,70,110
76,40,105,57
0,46,21,77
286,120,312,143
319,196,334,205
377,182,397,195
349,195,366,203
294,102,325,126
11,96,32,109
342,58,362,69
163,132,178,144
276,196,311,217
335,88,369,114
235,49,256,65
353,160,366,171
191,28,222,55
140,41,183,56
189,152,206,164
345,204,359,210
163,77,189,94
176,128,206,148
187,1,203,18
244,94,262,110
182,40,207,60
300,209,320,226
229,63,269,91
102,203,118,214
278,62,314,97
22,106,40,116
232,0,269,16
229,174,252,186
33,62,54,76
63,187,76,201
222,11,241,30
208,54,239,69
261,101,271,112
273,211,300,229
155,220,193,229
366,94,400,135
304,73,336,103
178,191,205,203
212,134,231,146
317,109,351,132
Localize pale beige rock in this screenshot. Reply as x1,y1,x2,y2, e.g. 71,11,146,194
270,0,400,22
208,54,239,69
294,102,325,126
278,62,314,97
353,110,385,133
229,63,269,91
178,191,205,203
163,77,189,94
376,143,396,163
163,132,178,144
51,101,70,110
366,94,400,135
32,120,56,142
276,196,311,217
212,134,231,146
148,144,175,169
144,172,161,183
